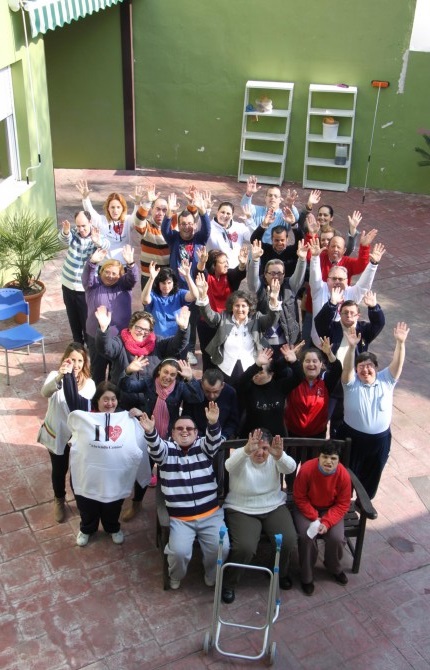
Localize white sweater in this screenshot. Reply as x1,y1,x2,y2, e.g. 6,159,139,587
68,410,151,502
38,371,96,455
224,447,296,514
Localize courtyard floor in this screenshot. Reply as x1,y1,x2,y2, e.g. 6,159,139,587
0,168,429,669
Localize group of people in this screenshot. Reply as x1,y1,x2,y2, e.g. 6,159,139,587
37,176,409,600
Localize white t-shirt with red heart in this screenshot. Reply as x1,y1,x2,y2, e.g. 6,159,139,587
68,410,150,502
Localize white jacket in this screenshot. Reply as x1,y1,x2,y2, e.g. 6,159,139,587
68,410,151,502
38,371,96,455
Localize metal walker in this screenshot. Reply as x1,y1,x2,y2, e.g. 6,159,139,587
203,527,282,665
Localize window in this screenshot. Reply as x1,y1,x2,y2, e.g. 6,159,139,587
0,67,20,187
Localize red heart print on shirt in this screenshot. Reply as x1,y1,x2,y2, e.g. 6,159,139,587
108,426,122,442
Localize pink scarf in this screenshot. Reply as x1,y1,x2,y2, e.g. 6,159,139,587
153,378,176,439
120,328,157,357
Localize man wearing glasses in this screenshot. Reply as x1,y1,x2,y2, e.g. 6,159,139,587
247,241,308,356
139,402,229,590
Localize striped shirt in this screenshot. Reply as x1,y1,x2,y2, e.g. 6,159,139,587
134,208,170,278
145,422,222,517
60,229,110,291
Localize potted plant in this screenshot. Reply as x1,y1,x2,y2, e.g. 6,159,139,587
0,210,63,323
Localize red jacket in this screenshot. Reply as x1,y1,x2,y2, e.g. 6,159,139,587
293,458,351,529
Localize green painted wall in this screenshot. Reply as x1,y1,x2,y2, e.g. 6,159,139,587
133,0,430,194
44,6,125,169
0,4,56,219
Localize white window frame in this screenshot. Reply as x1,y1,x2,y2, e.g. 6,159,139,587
0,66,21,185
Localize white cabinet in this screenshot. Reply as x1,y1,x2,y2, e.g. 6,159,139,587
238,80,294,186
303,84,357,192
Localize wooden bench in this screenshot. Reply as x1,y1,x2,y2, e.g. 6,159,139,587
155,437,377,589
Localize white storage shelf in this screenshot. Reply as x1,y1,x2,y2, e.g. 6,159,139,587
238,80,294,186
303,84,357,192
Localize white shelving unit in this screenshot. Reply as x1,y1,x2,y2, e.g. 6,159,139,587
238,80,294,186
303,84,357,192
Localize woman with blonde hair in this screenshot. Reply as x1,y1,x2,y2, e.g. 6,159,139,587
82,244,139,384
38,343,95,523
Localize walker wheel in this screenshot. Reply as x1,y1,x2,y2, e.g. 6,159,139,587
203,631,212,654
269,641,277,665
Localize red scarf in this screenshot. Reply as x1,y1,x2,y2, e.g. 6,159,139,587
153,378,175,439
120,328,157,356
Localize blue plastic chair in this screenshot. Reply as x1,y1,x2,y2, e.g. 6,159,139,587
0,289,46,385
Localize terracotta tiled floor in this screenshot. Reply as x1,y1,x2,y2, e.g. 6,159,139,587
0,169,429,669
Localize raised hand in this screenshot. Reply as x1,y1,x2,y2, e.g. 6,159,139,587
269,434,283,461
330,286,344,305
370,242,386,264
280,342,298,363
308,189,321,206
167,193,177,216
177,359,193,381
146,260,160,281
244,428,262,456
90,248,107,264
306,213,319,235
251,239,264,261
90,225,101,246
297,239,309,261
362,290,377,307
76,180,91,198
202,190,216,211
127,355,149,374
129,184,144,204
147,183,161,203
262,208,276,229
256,347,273,367
240,204,253,220
393,321,410,343
193,191,206,214
176,305,191,330
196,273,208,300
284,188,298,207
282,206,296,224
196,245,209,266
139,413,155,433
269,277,281,302
178,258,191,279
348,210,362,236
345,325,361,348
205,401,219,425
320,336,333,358
246,175,261,196
238,244,250,267
62,220,71,235
122,244,134,265
360,228,378,247
183,184,197,203
309,236,322,256
94,305,111,332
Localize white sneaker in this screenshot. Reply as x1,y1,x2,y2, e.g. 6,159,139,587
169,577,181,590
111,530,124,544
76,531,89,547
187,351,198,366
204,574,215,587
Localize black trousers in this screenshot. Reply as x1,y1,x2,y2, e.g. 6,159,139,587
75,495,124,534
49,444,70,499
338,423,391,499
62,285,87,345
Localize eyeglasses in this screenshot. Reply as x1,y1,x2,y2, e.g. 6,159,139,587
173,425,196,432
266,270,284,276
134,326,151,334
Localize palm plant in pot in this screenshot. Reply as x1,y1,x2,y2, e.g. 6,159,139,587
0,210,63,323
